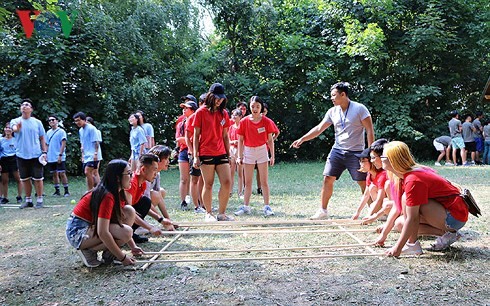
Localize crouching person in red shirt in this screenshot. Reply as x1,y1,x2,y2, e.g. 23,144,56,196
66,159,143,268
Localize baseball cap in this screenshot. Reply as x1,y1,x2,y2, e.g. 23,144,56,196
179,101,198,111
209,83,226,99
354,148,371,159
181,94,197,103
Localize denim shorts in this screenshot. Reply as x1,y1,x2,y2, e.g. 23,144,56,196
178,148,189,163
66,215,91,249
323,148,367,181
446,211,466,231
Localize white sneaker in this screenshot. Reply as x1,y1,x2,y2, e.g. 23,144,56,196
434,162,442,166
205,213,217,222
309,208,329,220
134,227,150,236
263,205,275,217
401,240,423,255
445,161,455,166
185,195,191,205
430,231,461,251
234,205,252,216
194,206,206,214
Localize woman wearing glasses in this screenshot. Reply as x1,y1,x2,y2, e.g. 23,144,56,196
375,141,468,256
66,159,143,267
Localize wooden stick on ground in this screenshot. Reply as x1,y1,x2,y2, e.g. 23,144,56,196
157,228,374,235
142,243,375,256
140,227,189,271
135,252,386,264
176,219,362,227
333,222,380,256
174,223,365,231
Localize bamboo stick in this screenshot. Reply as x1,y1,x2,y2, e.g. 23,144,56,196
333,222,380,256
142,243,375,256
135,252,386,264
158,228,374,235
175,219,362,227
140,227,188,271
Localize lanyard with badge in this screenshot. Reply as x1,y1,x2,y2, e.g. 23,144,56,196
339,101,350,129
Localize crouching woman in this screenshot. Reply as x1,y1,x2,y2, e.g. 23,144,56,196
66,159,143,267
379,141,468,257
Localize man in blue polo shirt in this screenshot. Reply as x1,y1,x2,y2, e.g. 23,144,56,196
10,99,48,209
73,112,100,191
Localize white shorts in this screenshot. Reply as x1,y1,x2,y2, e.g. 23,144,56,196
243,144,269,165
433,139,445,151
229,146,238,159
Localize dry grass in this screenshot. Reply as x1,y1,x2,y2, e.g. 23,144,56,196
0,162,489,305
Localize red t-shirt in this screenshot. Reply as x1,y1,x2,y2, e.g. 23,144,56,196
403,169,468,222
228,124,240,148
367,170,387,190
73,192,120,222
237,115,276,147
193,107,231,156
186,113,196,141
125,174,147,205
175,119,188,151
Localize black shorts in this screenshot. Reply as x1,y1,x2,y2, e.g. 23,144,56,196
48,161,67,173
188,156,202,176
200,154,229,166
83,160,100,170
132,196,152,230
17,157,44,180
0,156,18,174
464,142,477,152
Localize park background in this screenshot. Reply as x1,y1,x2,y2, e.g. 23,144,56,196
1,0,490,173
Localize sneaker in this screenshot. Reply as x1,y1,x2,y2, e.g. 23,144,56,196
16,196,22,203
463,162,473,167
309,208,329,220
132,233,149,243
101,250,119,265
185,195,191,205
430,231,461,251
238,192,244,200
0,198,8,204
234,205,252,216
134,227,150,236
217,214,235,221
434,162,442,166
470,161,476,166
194,206,206,214
205,213,217,222
401,240,423,255
19,201,33,209
64,192,70,197
263,205,275,217
257,188,263,195
52,190,61,196
35,201,44,209
445,161,455,166
181,201,189,211
76,249,102,268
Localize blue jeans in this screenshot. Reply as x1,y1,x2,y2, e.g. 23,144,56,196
483,140,490,164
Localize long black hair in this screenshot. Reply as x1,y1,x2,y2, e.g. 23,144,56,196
204,93,228,114
89,159,129,237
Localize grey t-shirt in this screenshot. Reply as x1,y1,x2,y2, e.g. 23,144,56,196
323,100,371,151
144,172,161,198
462,122,475,142
483,125,490,141
435,136,451,147
448,118,462,138
473,118,482,138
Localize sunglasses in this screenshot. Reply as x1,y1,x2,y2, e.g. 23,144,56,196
48,118,57,122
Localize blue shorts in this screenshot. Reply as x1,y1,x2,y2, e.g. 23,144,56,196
178,148,189,163
474,137,484,152
446,211,466,231
451,137,465,150
323,148,367,181
66,215,91,249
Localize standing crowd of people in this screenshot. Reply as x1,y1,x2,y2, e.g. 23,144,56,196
1,82,475,267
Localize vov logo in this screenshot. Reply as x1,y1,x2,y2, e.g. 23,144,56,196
16,9,78,38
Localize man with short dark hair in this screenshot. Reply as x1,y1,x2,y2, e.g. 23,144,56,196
10,99,48,208
125,154,166,243
73,112,99,191
291,82,374,220
46,115,70,196
448,110,466,165
462,114,476,166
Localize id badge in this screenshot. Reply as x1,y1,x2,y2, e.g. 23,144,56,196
257,127,265,133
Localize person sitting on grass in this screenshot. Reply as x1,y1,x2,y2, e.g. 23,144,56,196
351,148,387,222
375,141,469,256
66,159,143,268
142,145,178,232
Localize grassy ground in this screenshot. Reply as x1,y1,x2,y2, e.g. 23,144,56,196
0,162,489,305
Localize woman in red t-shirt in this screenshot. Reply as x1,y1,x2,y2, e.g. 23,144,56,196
66,159,143,267
235,96,276,217
377,141,468,257
192,83,234,222
228,108,244,199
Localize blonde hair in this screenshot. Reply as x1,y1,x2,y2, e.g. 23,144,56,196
384,141,418,174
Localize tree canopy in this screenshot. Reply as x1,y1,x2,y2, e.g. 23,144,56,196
1,0,489,173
